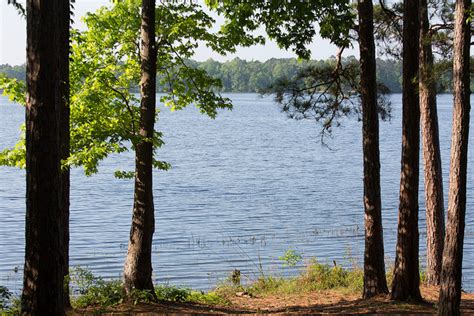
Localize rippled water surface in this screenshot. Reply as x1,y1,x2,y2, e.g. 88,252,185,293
1,93,473,292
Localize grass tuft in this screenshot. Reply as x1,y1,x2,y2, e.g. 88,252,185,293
155,285,230,305
215,258,365,298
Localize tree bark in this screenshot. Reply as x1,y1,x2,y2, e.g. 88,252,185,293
419,0,445,286
123,0,157,297
56,0,71,308
438,0,471,314
358,0,389,299
391,0,422,302
21,0,68,314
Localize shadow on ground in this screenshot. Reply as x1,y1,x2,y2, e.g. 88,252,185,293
72,286,474,315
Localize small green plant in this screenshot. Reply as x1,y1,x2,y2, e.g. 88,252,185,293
187,291,229,306
69,266,96,295
155,285,189,302
419,266,428,284
247,276,287,295
130,288,155,305
279,249,303,267
70,267,125,308
154,285,229,306
213,280,244,298
299,259,363,292
0,286,12,309
231,269,241,286
0,286,20,315
73,279,124,308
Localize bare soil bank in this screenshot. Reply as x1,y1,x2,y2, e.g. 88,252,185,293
73,286,474,315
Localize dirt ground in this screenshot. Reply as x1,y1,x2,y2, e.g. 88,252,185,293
72,286,474,315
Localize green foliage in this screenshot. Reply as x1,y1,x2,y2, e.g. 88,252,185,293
0,65,24,82
113,170,135,179
186,291,229,306
9,56,472,96
300,259,363,292
0,1,232,177
278,249,303,267
154,285,229,306
469,3,474,22
269,56,392,142
70,267,125,308
74,279,124,308
420,269,428,284
0,286,21,315
0,133,25,168
70,267,153,307
196,57,308,93
70,267,230,308
206,0,356,59
0,74,26,168
154,285,189,302
71,268,154,308
70,266,97,294
129,288,155,305
0,286,12,309
373,0,454,60
0,74,26,105
216,259,364,298
245,276,287,295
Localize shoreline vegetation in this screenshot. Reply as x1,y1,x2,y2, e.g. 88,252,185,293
2,257,473,315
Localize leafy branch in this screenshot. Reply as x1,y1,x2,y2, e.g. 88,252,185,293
267,54,391,144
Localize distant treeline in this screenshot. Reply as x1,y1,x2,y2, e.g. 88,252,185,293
188,57,405,93
0,64,24,82
0,57,457,94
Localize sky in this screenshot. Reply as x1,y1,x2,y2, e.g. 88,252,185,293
0,0,358,66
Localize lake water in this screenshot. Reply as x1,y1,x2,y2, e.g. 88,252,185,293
0,93,473,293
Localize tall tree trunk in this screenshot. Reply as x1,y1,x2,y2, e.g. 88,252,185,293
391,0,422,302
21,0,68,314
438,0,471,314
59,0,71,308
419,0,445,286
123,0,157,297
358,0,389,299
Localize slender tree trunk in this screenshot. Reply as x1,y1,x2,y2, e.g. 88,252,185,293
59,0,71,308
419,0,445,286
358,0,388,299
391,0,422,302
21,0,67,314
438,0,471,314
123,0,157,297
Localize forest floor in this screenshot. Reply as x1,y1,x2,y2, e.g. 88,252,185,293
72,286,474,315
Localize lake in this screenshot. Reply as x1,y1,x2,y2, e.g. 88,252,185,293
0,93,473,293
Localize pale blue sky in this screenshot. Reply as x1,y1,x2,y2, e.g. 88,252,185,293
0,0,358,66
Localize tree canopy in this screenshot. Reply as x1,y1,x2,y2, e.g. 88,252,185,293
1,0,235,177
